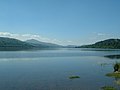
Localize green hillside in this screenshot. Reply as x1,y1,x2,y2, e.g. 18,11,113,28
77,39,120,49
0,37,33,50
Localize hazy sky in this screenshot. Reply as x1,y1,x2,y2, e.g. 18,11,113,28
0,0,120,45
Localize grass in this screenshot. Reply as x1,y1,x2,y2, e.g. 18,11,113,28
106,72,120,78
69,76,80,79
101,86,116,90
115,80,120,85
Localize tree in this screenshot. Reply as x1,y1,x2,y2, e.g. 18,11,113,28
114,63,119,72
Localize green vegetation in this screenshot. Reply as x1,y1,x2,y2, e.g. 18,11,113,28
0,37,33,50
69,76,80,79
114,63,120,72
101,86,116,90
115,80,120,85
105,63,120,89
77,39,120,49
106,63,120,78
106,72,120,78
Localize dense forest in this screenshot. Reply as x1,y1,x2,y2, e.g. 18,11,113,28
76,39,120,49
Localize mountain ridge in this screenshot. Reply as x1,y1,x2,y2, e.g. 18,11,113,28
76,39,120,49
25,39,62,48
0,37,33,50
0,37,62,51
0,37,120,50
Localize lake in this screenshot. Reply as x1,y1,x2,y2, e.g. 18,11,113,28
0,48,120,90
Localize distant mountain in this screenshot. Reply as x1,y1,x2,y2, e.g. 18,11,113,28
0,37,33,50
65,45,78,48
3,37,120,50
76,39,120,49
0,37,63,51
25,39,62,48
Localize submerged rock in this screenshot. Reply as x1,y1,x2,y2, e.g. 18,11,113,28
69,76,80,79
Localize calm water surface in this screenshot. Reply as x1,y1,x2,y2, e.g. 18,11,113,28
0,48,120,90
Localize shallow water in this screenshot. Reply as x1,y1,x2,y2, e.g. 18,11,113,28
0,48,120,90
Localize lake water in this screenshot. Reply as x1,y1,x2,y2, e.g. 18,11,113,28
0,48,120,90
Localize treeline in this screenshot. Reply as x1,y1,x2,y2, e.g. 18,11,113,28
76,39,120,49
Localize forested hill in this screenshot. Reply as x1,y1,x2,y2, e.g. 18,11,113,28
0,37,33,50
77,39,120,49
0,37,62,51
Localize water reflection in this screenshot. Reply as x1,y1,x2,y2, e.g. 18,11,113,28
104,55,120,59
0,49,120,90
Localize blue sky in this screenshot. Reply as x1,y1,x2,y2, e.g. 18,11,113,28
0,0,120,45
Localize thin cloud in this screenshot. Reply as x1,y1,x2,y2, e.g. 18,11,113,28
0,32,11,36
97,33,106,36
